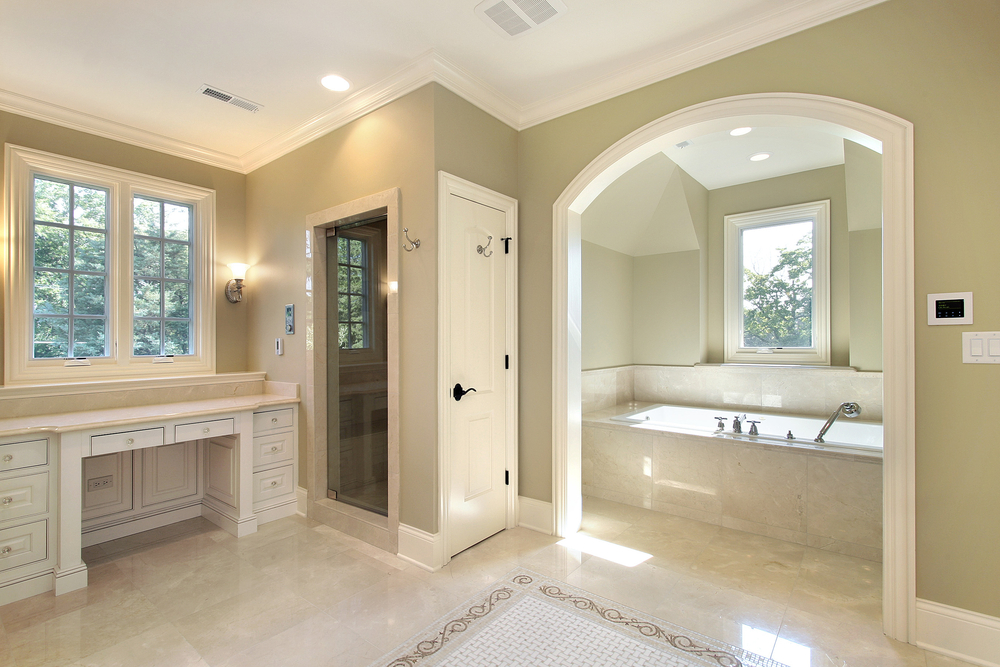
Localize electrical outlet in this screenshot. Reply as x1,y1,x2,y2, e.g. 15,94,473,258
87,475,113,492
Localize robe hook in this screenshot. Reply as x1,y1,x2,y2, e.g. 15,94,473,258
477,235,493,257
402,228,420,252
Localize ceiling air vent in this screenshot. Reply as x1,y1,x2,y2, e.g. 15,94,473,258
198,85,262,113
475,0,567,39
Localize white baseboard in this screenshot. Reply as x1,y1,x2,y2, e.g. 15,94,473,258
82,503,203,547
201,502,257,537
917,598,1000,667
254,498,298,525
397,523,444,572
296,485,308,516
0,569,55,606
517,496,554,535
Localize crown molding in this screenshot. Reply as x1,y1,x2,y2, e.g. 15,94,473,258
238,51,520,174
0,88,244,172
0,0,885,173
516,0,889,129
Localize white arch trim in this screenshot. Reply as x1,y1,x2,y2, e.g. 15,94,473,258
551,92,915,642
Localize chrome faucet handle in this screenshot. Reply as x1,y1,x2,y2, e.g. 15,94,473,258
713,416,726,429
731,415,742,433
746,420,761,436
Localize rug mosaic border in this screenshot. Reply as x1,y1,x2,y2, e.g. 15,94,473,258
369,567,786,667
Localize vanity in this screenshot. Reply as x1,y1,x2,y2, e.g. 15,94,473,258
0,375,299,606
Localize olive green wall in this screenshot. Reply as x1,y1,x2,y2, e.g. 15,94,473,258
581,241,633,370
516,0,1000,616
706,165,850,365
633,250,703,366
245,83,516,533
0,109,249,381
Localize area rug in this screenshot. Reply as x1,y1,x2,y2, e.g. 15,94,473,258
368,567,785,667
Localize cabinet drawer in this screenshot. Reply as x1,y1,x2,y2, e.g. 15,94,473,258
253,408,293,433
0,439,47,473
91,428,163,456
252,432,294,469
0,520,47,573
0,472,48,523
252,465,294,505
175,418,234,443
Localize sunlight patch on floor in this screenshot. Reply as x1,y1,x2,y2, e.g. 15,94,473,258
558,533,652,567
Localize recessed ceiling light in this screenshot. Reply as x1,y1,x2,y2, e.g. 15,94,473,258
749,152,771,162
321,75,350,92
730,127,752,136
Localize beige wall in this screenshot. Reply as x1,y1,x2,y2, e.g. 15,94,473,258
516,0,1000,616
244,84,516,533
707,165,850,365
0,110,249,381
581,241,633,370
633,250,703,366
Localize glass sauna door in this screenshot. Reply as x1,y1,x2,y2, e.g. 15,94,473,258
326,217,388,515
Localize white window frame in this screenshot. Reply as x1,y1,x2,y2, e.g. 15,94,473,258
724,199,830,365
4,144,216,384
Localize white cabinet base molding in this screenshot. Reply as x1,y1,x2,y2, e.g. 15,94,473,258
917,599,1000,667
517,496,554,535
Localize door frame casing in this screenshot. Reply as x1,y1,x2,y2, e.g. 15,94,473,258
551,93,915,642
438,171,519,565
305,188,400,553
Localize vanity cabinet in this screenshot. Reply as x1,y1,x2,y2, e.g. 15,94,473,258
250,407,298,523
0,436,56,605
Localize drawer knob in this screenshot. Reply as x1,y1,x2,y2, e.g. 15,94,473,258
2,454,12,463
270,481,278,487
203,428,211,434
0,547,11,556
271,446,278,452
1,497,12,505
271,417,278,424
126,438,134,445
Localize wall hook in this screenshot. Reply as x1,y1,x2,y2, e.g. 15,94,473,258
477,235,493,257
402,228,420,252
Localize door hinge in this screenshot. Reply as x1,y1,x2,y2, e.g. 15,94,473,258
501,237,512,254
505,470,509,485
505,354,509,369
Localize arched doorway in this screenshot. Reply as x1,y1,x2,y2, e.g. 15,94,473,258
550,93,914,642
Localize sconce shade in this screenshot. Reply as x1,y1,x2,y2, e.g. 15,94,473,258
228,263,249,280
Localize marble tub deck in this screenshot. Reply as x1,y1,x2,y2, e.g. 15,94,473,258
0,506,970,667
583,403,884,563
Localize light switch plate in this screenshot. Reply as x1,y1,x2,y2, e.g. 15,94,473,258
962,331,1000,364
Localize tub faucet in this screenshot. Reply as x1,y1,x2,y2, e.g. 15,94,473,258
714,416,726,431
732,414,745,433
814,402,861,443
747,420,761,436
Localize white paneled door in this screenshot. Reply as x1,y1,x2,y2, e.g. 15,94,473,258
440,173,517,559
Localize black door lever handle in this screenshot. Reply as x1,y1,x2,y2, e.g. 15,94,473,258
453,383,477,401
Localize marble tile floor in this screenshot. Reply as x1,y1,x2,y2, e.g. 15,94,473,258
0,501,976,667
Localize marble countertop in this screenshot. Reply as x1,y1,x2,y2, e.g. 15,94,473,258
0,393,299,439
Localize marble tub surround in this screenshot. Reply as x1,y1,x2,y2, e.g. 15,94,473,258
583,365,883,421
582,414,883,562
581,365,635,414
0,372,271,420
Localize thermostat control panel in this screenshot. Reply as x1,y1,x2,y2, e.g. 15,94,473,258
927,292,973,326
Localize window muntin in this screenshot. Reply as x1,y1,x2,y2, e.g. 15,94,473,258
724,200,830,365
31,177,110,359
132,196,194,356
337,236,369,350
5,145,216,384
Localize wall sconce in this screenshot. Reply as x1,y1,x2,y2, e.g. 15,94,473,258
226,263,249,303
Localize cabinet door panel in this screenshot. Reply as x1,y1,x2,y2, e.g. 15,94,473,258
82,452,133,521
142,442,199,508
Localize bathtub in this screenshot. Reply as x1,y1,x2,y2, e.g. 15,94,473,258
611,403,883,455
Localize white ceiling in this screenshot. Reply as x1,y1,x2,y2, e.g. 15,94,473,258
0,0,885,173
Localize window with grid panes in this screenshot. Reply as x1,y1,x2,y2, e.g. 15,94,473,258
5,145,216,384
337,236,369,349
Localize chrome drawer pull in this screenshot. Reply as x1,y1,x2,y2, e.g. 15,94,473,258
271,417,278,424
270,481,278,487
126,438,134,445
0,547,11,556
2,455,12,463
203,428,211,434
1,497,12,505
271,446,278,452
